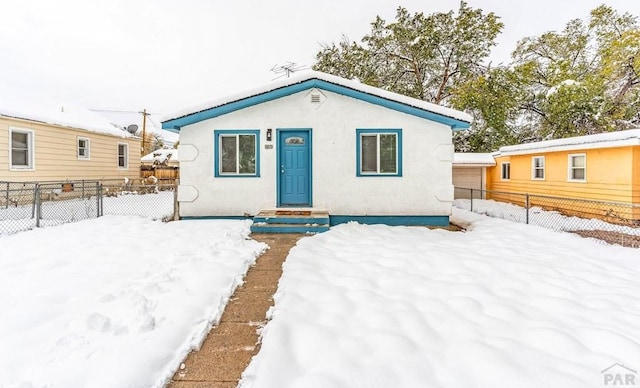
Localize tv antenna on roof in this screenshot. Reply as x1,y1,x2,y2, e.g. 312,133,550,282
270,62,308,80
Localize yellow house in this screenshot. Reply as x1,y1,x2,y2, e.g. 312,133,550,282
1,102,141,183
487,129,640,221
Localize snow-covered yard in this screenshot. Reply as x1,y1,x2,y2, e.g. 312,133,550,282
0,191,174,236
3,208,640,388
240,208,640,388
454,198,640,236
0,216,266,388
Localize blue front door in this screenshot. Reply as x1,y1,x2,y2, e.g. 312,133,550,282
278,130,311,206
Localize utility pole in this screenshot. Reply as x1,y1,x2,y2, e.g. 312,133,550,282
140,108,149,156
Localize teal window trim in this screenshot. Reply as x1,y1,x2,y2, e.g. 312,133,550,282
356,129,402,177
214,129,260,177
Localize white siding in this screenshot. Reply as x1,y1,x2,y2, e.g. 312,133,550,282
0,116,141,182
178,89,454,217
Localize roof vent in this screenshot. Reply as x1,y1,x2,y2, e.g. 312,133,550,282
306,88,326,108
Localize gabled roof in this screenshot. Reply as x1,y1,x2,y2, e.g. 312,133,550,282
161,71,472,132
498,129,640,156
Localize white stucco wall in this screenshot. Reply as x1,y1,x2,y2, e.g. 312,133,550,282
177,88,455,217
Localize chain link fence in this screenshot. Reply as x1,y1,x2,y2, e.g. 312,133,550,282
454,188,640,248
0,179,177,236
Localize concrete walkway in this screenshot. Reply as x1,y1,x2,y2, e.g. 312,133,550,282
168,233,304,388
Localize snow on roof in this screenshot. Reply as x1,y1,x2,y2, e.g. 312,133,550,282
162,70,473,126
97,110,179,145
141,148,178,163
498,129,640,155
0,96,134,138
453,153,496,166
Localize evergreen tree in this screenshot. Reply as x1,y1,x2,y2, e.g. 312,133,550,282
314,4,639,151
511,5,639,139
451,66,532,152
314,2,503,106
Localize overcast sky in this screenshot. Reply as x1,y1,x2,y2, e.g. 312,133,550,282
0,0,636,119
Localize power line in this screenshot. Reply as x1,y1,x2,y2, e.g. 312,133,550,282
90,108,162,115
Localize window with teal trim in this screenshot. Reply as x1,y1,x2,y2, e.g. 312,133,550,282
356,129,402,176
214,130,260,177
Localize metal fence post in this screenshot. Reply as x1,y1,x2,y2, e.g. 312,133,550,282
173,178,180,221
450,186,638,247
31,184,37,218
96,182,102,217
100,184,104,217
5,182,9,209
35,184,41,228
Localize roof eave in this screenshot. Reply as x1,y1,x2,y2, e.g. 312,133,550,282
453,162,496,167
1,113,133,139
161,79,471,131
499,138,640,156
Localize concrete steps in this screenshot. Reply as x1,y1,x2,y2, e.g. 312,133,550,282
250,209,330,234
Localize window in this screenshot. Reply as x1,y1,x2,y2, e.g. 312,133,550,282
285,136,305,145
78,137,90,160
214,130,260,177
9,128,34,170
117,143,128,169
501,162,511,180
568,154,586,182
356,129,402,176
532,156,545,180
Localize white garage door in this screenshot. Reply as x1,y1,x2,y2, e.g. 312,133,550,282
453,167,482,199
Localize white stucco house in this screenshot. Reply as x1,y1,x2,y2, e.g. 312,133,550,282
162,71,472,230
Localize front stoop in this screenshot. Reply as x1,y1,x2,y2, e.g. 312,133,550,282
250,209,330,234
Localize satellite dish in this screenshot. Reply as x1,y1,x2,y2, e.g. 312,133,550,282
126,124,139,134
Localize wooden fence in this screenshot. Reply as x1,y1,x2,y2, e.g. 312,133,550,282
141,165,179,182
